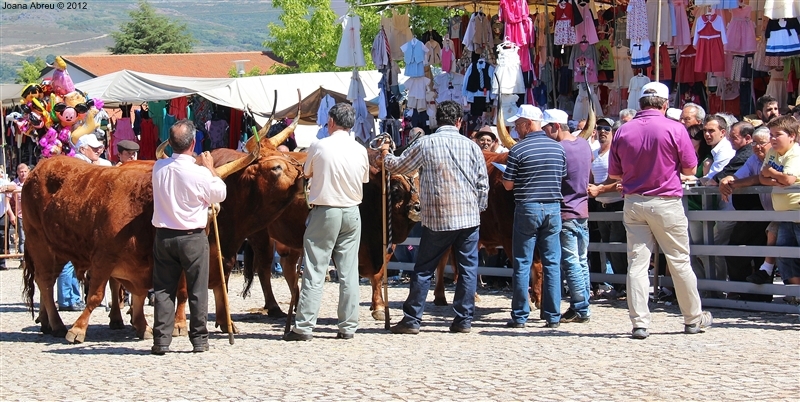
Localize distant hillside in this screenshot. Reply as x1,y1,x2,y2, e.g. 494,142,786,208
0,0,286,82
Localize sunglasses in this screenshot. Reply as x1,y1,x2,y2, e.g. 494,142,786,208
597,125,612,132
90,146,104,152
53,102,90,115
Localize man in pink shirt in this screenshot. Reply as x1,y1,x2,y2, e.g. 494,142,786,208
609,82,712,340
150,120,227,355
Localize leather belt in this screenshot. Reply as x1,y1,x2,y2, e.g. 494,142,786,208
157,227,205,236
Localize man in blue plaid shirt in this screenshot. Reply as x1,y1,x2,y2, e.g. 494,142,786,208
380,100,489,334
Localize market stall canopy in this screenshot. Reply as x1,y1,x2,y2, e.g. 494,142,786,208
1,83,25,107
361,0,620,14
272,87,380,125
76,70,235,104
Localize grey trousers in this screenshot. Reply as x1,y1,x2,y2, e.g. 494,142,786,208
152,229,209,347
293,205,361,336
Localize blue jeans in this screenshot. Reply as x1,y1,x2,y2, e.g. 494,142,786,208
561,218,590,317
511,201,562,324
776,222,800,282
57,262,82,307
399,225,479,329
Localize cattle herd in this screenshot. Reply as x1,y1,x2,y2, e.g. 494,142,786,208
21,104,554,344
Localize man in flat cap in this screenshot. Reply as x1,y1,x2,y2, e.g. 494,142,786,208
117,140,139,165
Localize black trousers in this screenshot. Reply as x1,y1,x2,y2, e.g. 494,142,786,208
726,221,772,302
152,228,209,347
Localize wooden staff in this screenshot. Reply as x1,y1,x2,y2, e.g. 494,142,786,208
211,203,234,344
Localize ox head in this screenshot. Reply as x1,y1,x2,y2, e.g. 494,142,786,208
390,172,421,223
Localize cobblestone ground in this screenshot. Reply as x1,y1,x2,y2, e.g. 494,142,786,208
1,266,798,401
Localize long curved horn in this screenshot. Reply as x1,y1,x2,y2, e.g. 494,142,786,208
496,103,517,148
156,140,169,159
266,89,301,149
578,75,597,141
252,89,278,141
215,136,261,179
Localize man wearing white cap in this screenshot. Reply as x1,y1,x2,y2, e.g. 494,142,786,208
74,134,112,166
542,108,593,323
608,82,712,339
501,105,566,328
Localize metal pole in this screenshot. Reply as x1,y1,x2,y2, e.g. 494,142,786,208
543,0,556,108
655,0,662,82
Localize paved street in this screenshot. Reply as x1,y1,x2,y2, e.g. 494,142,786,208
1,266,798,401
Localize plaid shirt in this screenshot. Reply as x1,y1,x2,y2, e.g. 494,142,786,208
384,125,488,231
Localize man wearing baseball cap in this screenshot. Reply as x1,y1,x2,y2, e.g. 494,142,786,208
608,82,712,339
542,108,593,324
502,105,566,328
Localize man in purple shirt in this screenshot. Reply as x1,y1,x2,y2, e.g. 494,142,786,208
608,82,713,340
542,109,593,323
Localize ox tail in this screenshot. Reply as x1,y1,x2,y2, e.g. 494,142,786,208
22,248,35,319
241,241,255,299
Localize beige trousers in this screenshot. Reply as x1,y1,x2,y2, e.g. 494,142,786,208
623,195,703,329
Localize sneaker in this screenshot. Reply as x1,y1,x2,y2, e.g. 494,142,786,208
560,308,590,323
631,328,649,339
389,323,420,335
684,311,713,334
746,270,772,285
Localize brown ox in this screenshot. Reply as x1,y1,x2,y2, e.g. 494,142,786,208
240,148,421,320
22,133,302,343
431,151,543,308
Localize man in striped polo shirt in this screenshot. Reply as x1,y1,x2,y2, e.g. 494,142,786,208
502,105,567,328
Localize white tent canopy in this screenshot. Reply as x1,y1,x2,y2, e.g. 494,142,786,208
76,69,407,125
76,70,235,105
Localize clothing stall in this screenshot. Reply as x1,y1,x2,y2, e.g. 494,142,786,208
362,0,799,133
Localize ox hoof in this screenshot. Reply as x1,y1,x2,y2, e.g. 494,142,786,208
40,324,52,334
267,308,288,319
65,329,85,344
137,327,153,340
51,327,68,338
109,320,125,330
433,298,449,306
172,325,188,337
371,309,388,321
218,323,240,334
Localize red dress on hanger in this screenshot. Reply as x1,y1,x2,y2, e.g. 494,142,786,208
693,14,727,73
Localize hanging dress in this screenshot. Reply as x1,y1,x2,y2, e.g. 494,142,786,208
493,43,526,94
676,45,708,83
335,14,366,68
628,74,652,110
575,3,600,45
382,12,414,60
630,40,652,69
555,2,578,45
647,0,672,43
627,0,649,43
764,0,800,20
613,46,634,88
765,68,787,108
671,0,692,47
764,18,800,57
499,0,532,46
573,84,603,120
693,14,727,73
725,6,757,54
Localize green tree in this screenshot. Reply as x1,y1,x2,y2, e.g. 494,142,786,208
108,0,195,54
15,57,47,84
227,66,264,78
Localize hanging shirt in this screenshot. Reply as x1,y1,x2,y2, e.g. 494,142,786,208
371,28,390,69
434,72,465,103
424,39,442,65
402,38,428,77
463,12,493,52
463,60,495,102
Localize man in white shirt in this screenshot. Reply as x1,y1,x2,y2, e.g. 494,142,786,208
150,119,227,355
74,134,112,166
285,103,369,341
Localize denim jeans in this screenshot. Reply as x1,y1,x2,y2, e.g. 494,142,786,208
776,222,800,282
57,261,82,307
561,218,590,317
399,225,479,329
510,201,562,324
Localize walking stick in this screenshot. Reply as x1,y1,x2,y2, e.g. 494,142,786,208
211,203,234,344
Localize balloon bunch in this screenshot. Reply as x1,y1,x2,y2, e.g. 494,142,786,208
14,56,105,158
